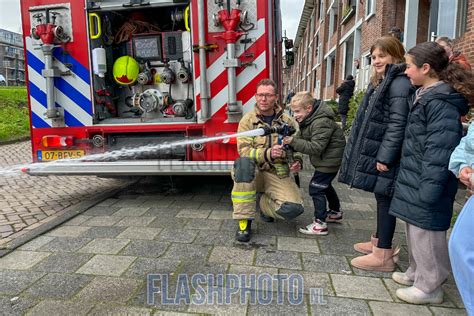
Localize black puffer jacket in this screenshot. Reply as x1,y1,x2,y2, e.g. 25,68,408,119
336,79,355,114
338,63,415,196
389,82,469,231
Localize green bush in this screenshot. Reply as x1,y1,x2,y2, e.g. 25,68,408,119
346,89,365,133
326,99,340,122
0,87,30,141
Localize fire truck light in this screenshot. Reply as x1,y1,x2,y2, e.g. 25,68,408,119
41,135,75,148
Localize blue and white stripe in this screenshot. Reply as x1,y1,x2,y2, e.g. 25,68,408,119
25,37,93,128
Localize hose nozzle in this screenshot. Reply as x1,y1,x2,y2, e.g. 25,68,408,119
261,124,296,136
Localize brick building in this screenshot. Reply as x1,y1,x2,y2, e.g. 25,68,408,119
0,29,25,86
284,0,473,100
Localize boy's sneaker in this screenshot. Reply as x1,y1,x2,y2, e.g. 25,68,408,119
299,219,328,235
326,210,343,223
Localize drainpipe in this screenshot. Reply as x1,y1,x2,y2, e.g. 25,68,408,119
197,0,210,121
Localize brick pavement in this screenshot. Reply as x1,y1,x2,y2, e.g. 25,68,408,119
0,141,130,246
0,170,468,315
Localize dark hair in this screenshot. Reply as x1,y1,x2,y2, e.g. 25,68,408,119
407,41,474,104
256,79,278,94
436,36,453,48
346,75,354,81
370,36,405,86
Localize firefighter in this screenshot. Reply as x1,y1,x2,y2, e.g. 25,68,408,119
232,79,304,242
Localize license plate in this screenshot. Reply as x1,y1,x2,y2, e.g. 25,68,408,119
38,150,85,161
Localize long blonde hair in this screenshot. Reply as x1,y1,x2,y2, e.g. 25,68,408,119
369,36,405,86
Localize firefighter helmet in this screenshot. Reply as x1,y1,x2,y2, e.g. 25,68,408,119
113,56,139,85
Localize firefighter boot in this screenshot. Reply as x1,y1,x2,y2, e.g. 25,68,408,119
235,219,252,242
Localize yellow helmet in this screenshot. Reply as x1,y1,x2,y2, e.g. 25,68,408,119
112,56,139,85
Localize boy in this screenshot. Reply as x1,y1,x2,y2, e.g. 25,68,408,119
283,92,346,235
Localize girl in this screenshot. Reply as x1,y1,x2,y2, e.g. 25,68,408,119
338,36,414,272
389,41,473,304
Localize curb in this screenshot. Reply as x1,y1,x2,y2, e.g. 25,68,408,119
0,179,139,257
0,136,30,146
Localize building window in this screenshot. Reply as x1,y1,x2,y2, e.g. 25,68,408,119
344,36,354,79
365,0,375,19
456,0,468,37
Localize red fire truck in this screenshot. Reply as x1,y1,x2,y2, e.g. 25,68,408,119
19,0,286,176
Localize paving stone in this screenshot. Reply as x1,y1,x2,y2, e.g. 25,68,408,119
112,207,151,217
78,238,130,255
63,215,93,226
116,226,162,240
89,304,152,316
156,228,198,243
301,253,351,274
0,250,51,270
175,209,211,219
82,216,122,226
148,217,189,229
257,221,298,237
153,312,196,316
25,273,93,299
254,249,302,269
121,240,169,257
0,270,45,295
32,252,94,273
208,210,233,220
26,300,93,315
429,306,468,315
142,207,180,217
277,236,320,253
209,246,255,265
178,261,229,286
331,274,392,301
125,257,181,279
170,200,202,209
443,283,466,308
83,206,121,216
39,237,92,253
77,226,127,238
187,288,248,315
18,236,55,251
309,296,371,315
318,236,365,256
369,301,432,315
162,243,211,261
76,276,142,304
193,230,235,246
96,198,120,207
45,226,91,238
0,296,38,315
247,291,308,315
113,199,144,208
140,200,174,208
76,254,136,276
183,218,222,230
115,216,156,227
131,284,190,313
228,264,279,291
279,269,335,296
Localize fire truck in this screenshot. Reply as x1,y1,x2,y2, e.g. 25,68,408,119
19,0,287,176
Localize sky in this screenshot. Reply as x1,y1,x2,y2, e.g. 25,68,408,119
0,0,305,39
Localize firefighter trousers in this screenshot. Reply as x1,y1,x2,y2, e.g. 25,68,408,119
231,158,304,220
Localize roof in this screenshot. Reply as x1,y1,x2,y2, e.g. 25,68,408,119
293,0,315,49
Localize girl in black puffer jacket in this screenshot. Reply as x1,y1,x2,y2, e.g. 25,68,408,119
338,37,415,272
389,42,474,305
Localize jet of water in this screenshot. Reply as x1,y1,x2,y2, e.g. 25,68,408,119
1,128,268,176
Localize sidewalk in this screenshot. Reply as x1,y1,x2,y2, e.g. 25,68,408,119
0,169,467,315
0,141,131,249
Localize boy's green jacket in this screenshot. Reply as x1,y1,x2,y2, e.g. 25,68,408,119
290,100,346,173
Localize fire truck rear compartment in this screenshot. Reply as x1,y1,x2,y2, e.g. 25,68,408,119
87,2,195,125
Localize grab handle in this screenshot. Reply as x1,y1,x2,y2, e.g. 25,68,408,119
88,13,102,39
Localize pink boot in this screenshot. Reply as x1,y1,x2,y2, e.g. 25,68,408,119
353,234,378,255
351,245,400,272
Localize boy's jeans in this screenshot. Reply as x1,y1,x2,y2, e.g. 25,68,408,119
308,171,340,222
